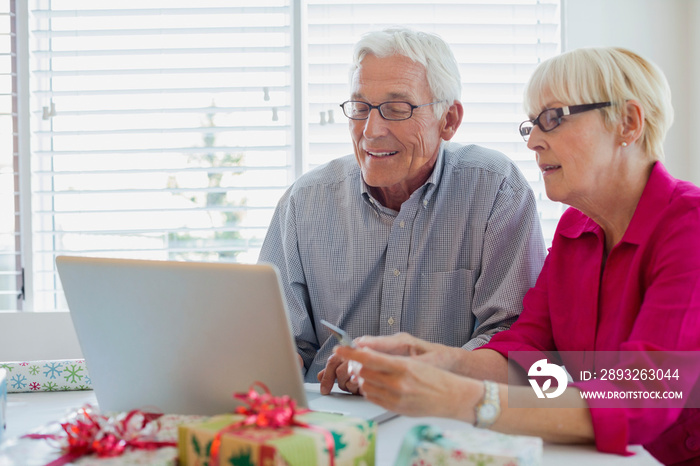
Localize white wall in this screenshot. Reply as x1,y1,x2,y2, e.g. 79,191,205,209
0,312,83,361
563,0,700,184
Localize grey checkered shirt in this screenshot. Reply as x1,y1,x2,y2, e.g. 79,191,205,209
259,141,546,381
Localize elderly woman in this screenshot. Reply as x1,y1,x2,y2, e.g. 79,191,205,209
334,46,700,465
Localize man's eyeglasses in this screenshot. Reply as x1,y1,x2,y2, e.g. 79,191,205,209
340,100,443,121
519,102,611,141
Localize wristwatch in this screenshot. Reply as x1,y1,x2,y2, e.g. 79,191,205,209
474,380,501,429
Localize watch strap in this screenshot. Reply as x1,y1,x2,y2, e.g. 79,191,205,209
475,379,501,429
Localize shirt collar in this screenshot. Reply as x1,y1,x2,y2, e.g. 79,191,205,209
361,142,445,206
622,162,677,244
559,162,677,244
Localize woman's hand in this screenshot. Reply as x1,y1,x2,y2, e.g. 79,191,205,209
335,345,595,444
354,332,463,372
334,345,482,420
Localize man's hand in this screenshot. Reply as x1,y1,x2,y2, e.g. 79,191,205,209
317,352,361,395
297,353,304,369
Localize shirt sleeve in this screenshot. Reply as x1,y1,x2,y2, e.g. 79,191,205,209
574,203,700,456
258,187,318,374
465,173,547,350
483,198,700,458
478,252,556,355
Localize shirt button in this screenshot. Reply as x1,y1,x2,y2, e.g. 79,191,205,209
393,269,400,277
423,200,428,206
399,220,405,228
686,435,700,451
388,317,395,325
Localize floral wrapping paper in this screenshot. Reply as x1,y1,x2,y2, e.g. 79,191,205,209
396,425,542,466
0,359,93,393
179,411,376,466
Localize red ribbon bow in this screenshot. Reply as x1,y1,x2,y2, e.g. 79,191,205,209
23,405,176,466
233,381,303,428
209,382,336,466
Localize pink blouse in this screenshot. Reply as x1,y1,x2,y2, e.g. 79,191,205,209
481,162,700,464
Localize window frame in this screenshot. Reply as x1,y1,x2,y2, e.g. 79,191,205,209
7,1,562,313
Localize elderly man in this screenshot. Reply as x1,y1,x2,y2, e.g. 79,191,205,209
258,27,545,392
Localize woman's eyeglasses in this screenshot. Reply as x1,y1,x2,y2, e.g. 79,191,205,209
519,102,611,141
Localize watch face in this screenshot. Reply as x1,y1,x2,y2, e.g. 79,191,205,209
479,404,498,420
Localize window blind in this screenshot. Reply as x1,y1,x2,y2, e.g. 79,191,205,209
0,0,19,310
305,0,563,237
28,1,293,311
5,0,561,312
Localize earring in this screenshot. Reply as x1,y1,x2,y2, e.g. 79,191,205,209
621,142,628,147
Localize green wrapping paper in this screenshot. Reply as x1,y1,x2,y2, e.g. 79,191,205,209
178,411,375,466
395,424,542,466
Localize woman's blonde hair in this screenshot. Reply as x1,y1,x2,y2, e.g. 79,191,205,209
523,47,673,161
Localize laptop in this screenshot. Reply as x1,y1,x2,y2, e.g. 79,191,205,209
55,255,395,423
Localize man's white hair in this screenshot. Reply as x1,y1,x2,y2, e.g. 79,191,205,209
350,27,461,118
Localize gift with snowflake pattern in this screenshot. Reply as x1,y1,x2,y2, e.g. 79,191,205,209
0,359,93,393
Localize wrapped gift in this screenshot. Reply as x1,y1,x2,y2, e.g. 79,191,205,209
20,404,206,465
178,383,375,466
395,425,542,466
0,359,92,393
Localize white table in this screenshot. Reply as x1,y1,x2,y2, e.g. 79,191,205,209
2,391,661,465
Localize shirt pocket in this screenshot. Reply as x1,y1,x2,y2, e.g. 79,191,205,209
416,268,476,345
